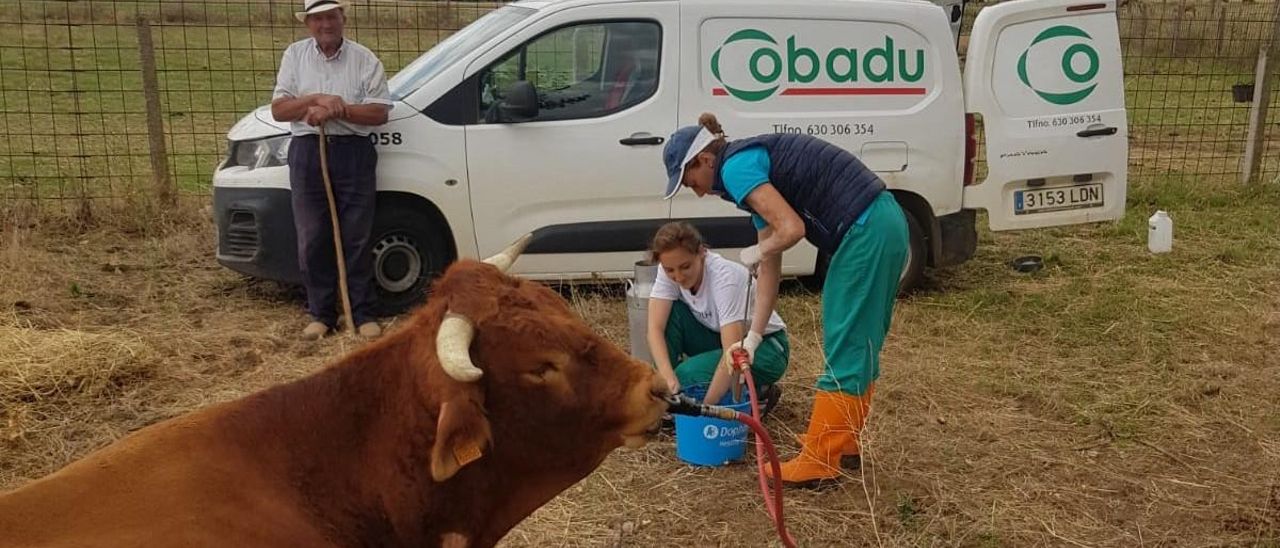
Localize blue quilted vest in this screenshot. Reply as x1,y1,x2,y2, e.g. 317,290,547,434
711,133,886,256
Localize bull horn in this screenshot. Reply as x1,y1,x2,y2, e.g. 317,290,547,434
437,311,483,382
482,233,532,273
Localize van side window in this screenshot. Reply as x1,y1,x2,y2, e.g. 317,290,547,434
478,21,660,123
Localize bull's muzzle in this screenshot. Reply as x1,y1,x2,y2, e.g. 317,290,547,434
436,235,532,383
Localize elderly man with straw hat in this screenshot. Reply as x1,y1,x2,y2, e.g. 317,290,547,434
271,0,392,340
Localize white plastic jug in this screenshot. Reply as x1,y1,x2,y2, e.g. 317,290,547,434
626,260,658,364
1148,210,1173,254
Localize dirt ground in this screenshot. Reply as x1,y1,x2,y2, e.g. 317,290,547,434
2,187,1278,546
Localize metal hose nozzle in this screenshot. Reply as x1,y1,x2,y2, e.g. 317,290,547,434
663,393,740,421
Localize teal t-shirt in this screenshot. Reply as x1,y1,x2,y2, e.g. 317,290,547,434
720,146,771,230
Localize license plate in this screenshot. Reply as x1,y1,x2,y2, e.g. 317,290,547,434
1014,183,1104,215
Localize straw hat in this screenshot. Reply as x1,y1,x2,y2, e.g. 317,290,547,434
295,0,349,23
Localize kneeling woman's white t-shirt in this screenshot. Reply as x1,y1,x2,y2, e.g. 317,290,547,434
649,251,786,335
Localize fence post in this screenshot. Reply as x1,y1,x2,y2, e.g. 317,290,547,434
1215,1,1226,49
135,15,174,206
1241,2,1280,185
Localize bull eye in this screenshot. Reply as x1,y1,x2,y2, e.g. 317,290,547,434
520,361,557,385
523,352,570,385
534,361,555,376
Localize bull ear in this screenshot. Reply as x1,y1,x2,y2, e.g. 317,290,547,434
430,396,492,482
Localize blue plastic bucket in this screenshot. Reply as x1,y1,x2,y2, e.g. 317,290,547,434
673,386,752,467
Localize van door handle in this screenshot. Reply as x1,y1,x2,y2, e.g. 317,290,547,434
619,135,665,146
1077,126,1118,138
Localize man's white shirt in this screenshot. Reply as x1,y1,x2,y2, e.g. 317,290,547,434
273,38,392,136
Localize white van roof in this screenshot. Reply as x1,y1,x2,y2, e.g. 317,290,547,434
511,0,668,9
510,0,938,11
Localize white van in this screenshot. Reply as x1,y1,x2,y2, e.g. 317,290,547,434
213,0,1127,314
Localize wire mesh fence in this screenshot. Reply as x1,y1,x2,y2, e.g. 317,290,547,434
0,0,507,216
1118,0,1280,183
1,0,1277,218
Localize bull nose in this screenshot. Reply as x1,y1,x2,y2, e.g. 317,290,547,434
647,373,671,400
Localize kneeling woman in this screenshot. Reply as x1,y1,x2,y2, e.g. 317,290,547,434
645,222,790,409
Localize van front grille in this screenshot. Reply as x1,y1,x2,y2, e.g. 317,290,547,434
222,210,259,259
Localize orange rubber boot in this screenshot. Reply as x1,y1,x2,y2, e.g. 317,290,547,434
840,384,874,470
766,389,873,487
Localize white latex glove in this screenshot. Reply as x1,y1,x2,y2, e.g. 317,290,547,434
739,245,762,274
725,331,764,371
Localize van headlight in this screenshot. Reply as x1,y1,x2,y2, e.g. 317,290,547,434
222,135,290,170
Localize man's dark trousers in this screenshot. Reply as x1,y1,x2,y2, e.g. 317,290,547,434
287,133,378,328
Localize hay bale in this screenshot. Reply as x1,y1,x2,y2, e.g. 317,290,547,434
0,324,158,407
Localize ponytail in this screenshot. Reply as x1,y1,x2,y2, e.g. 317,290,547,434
698,112,725,138
696,112,728,155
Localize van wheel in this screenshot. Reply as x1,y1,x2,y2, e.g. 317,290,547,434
899,212,927,294
370,203,453,316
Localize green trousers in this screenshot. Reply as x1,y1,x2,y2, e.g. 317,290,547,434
662,300,790,390
818,190,910,397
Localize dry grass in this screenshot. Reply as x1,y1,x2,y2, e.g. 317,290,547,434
2,178,1279,546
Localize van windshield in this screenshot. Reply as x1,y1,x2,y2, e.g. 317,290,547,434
388,5,537,100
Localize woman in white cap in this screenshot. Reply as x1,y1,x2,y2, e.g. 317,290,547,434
660,113,910,488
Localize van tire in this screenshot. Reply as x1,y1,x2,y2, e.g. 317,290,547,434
899,211,927,294
799,211,927,294
369,202,453,317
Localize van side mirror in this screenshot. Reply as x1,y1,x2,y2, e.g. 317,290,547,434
498,81,539,122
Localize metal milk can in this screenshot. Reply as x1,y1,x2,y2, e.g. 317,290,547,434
626,260,658,364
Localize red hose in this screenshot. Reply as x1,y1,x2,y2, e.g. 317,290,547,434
736,368,797,548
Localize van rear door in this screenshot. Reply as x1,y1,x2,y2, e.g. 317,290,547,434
962,0,1127,231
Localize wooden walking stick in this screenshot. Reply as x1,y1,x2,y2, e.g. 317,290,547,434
317,123,356,336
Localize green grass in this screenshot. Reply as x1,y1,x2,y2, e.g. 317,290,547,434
911,174,1279,441
0,1,475,202
896,493,923,529
1124,58,1258,127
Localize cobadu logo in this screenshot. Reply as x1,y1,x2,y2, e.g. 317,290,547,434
710,29,928,102
1018,25,1100,106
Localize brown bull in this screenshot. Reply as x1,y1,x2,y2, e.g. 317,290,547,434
0,237,670,547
